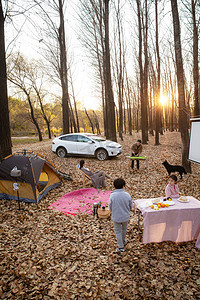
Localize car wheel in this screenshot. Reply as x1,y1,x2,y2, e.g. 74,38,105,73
56,147,67,158
96,149,108,161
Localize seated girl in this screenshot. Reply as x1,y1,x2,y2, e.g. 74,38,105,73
165,174,179,199
79,160,110,189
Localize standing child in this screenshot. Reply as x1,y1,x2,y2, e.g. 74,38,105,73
109,178,133,254
165,175,179,198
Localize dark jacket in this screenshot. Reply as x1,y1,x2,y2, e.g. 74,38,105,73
131,143,143,155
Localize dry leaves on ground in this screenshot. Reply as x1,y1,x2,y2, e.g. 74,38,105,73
0,132,200,299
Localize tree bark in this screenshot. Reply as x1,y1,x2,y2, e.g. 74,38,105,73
136,0,146,144
0,2,12,158
58,0,70,134
69,98,77,133
34,87,52,139
103,0,117,141
191,0,199,117
85,109,95,134
155,0,160,145
26,93,42,141
93,110,101,135
142,0,149,143
170,0,191,172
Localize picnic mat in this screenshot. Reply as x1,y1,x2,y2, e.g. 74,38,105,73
49,188,111,215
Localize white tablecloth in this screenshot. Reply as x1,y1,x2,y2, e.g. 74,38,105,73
134,196,200,248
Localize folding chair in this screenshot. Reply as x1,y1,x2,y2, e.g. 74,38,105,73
77,165,92,187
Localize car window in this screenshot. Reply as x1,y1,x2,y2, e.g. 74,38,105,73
77,135,91,143
60,135,78,142
90,136,106,142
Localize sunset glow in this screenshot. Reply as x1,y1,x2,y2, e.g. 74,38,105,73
159,95,168,105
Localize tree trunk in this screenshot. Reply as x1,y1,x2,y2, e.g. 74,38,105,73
170,0,191,172
142,0,149,143
27,93,42,141
0,2,12,158
155,0,160,145
192,0,199,117
85,109,95,134
34,89,52,139
69,69,80,132
58,0,70,134
103,0,117,142
23,90,42,142
136,0,146,144
125,70,132,135
69,98,77,133
93,110,101,135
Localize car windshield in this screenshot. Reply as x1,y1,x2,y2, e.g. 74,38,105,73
89,135,106,142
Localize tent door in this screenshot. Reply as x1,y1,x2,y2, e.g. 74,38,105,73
38,171,48,192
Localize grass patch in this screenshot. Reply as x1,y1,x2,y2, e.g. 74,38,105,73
12,138,39,145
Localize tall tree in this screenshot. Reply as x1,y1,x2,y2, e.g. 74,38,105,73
0,0,12,158
170,0,191,172
58,0,70,134
33,0,70,134
191,0,199,117
136,0,148,144
103,0,117,141
142,0,149,143
154,0,161,145
113,0,125,141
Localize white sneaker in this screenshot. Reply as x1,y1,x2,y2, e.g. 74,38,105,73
115,248,125,254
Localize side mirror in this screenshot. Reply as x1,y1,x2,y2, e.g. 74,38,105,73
88,140,93,144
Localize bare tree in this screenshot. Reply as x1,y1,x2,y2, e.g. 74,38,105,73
93,110,101,135
170,0,191,172
113,0,125,141
33,0,70,134
191,0,199,117
85,108,95,133
79,0,116,141
154,0,161,145
8,54,43,141
0,0,12,158
69,68,80,132
136,0,149,144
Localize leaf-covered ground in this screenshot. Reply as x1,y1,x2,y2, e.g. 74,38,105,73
0,132,200,299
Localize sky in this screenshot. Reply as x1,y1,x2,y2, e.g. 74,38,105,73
5,0,190,111
5,0,102,110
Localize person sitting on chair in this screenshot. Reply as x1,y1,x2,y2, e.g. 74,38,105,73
131,139,143,170
79,160,110,189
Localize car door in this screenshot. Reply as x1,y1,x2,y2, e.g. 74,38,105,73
60,134,78,154
77,135,96,155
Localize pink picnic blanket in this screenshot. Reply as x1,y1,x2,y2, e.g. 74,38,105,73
49,188,111,215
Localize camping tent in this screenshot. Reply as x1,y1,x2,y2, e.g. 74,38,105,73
0,152,62,204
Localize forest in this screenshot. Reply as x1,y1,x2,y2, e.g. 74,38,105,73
0,1,200,299
0,0,199,170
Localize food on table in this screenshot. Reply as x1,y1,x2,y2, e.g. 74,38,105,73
152,198,161,204
166,203,169,207
179,196,188,202
150,205,154,209
161,203,166,208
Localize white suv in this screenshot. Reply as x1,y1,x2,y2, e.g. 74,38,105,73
52,133,122,161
